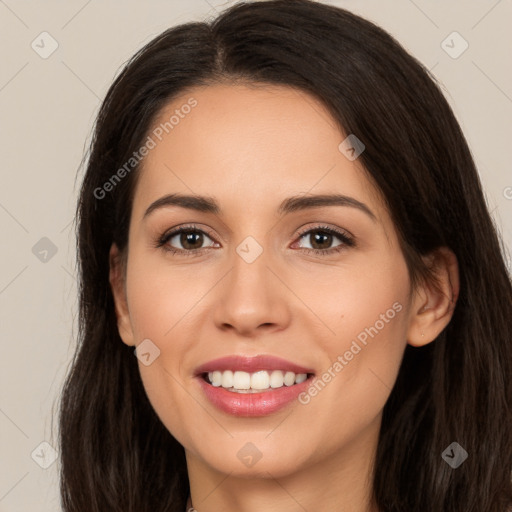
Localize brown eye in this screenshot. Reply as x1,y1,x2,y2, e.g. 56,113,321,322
176,230,205,250
301,230,338,250
295,226,354,255
155,224,219,256
166,229,215,252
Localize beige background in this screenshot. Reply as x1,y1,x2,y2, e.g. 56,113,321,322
0,0,511,510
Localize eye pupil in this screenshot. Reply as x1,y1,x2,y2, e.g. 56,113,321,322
311,231,332,249
181,231,203,250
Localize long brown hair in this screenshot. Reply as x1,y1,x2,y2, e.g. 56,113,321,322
58,1,512,510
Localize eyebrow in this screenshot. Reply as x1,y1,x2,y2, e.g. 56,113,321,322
143,193,377,222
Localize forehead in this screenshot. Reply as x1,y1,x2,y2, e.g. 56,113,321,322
132,82,386,221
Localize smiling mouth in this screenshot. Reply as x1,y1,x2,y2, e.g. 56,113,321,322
201,370,315,393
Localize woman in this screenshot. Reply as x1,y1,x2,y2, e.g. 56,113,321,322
58,1,512,511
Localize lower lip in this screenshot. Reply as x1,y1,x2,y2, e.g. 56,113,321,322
196,375,314,417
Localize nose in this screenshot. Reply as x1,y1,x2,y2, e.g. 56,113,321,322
212,245,292,338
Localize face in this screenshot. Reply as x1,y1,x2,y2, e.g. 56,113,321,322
110,83,419,481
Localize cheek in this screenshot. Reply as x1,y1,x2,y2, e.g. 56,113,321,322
125,250,202,340
124,261,199,445
312,253,411,402
124,255,191,380
315,249,411,348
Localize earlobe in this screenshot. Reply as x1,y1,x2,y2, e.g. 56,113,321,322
407,247,460,347
109,243,136,347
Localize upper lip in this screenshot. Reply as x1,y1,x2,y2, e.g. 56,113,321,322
194,355,315,376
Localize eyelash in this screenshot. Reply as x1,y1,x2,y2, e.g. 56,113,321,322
153,223,356,257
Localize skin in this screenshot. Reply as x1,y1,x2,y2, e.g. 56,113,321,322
109,83,459,512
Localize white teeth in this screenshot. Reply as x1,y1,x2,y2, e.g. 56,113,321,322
233,371,251,389
270,370,284,388
284,371,296,386
251,370,270,390
206,370,310,392
210,370,223,387
221,370,233,388
295,373,307,384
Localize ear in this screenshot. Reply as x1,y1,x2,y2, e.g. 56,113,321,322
407,247,460,347
109,243,136,347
